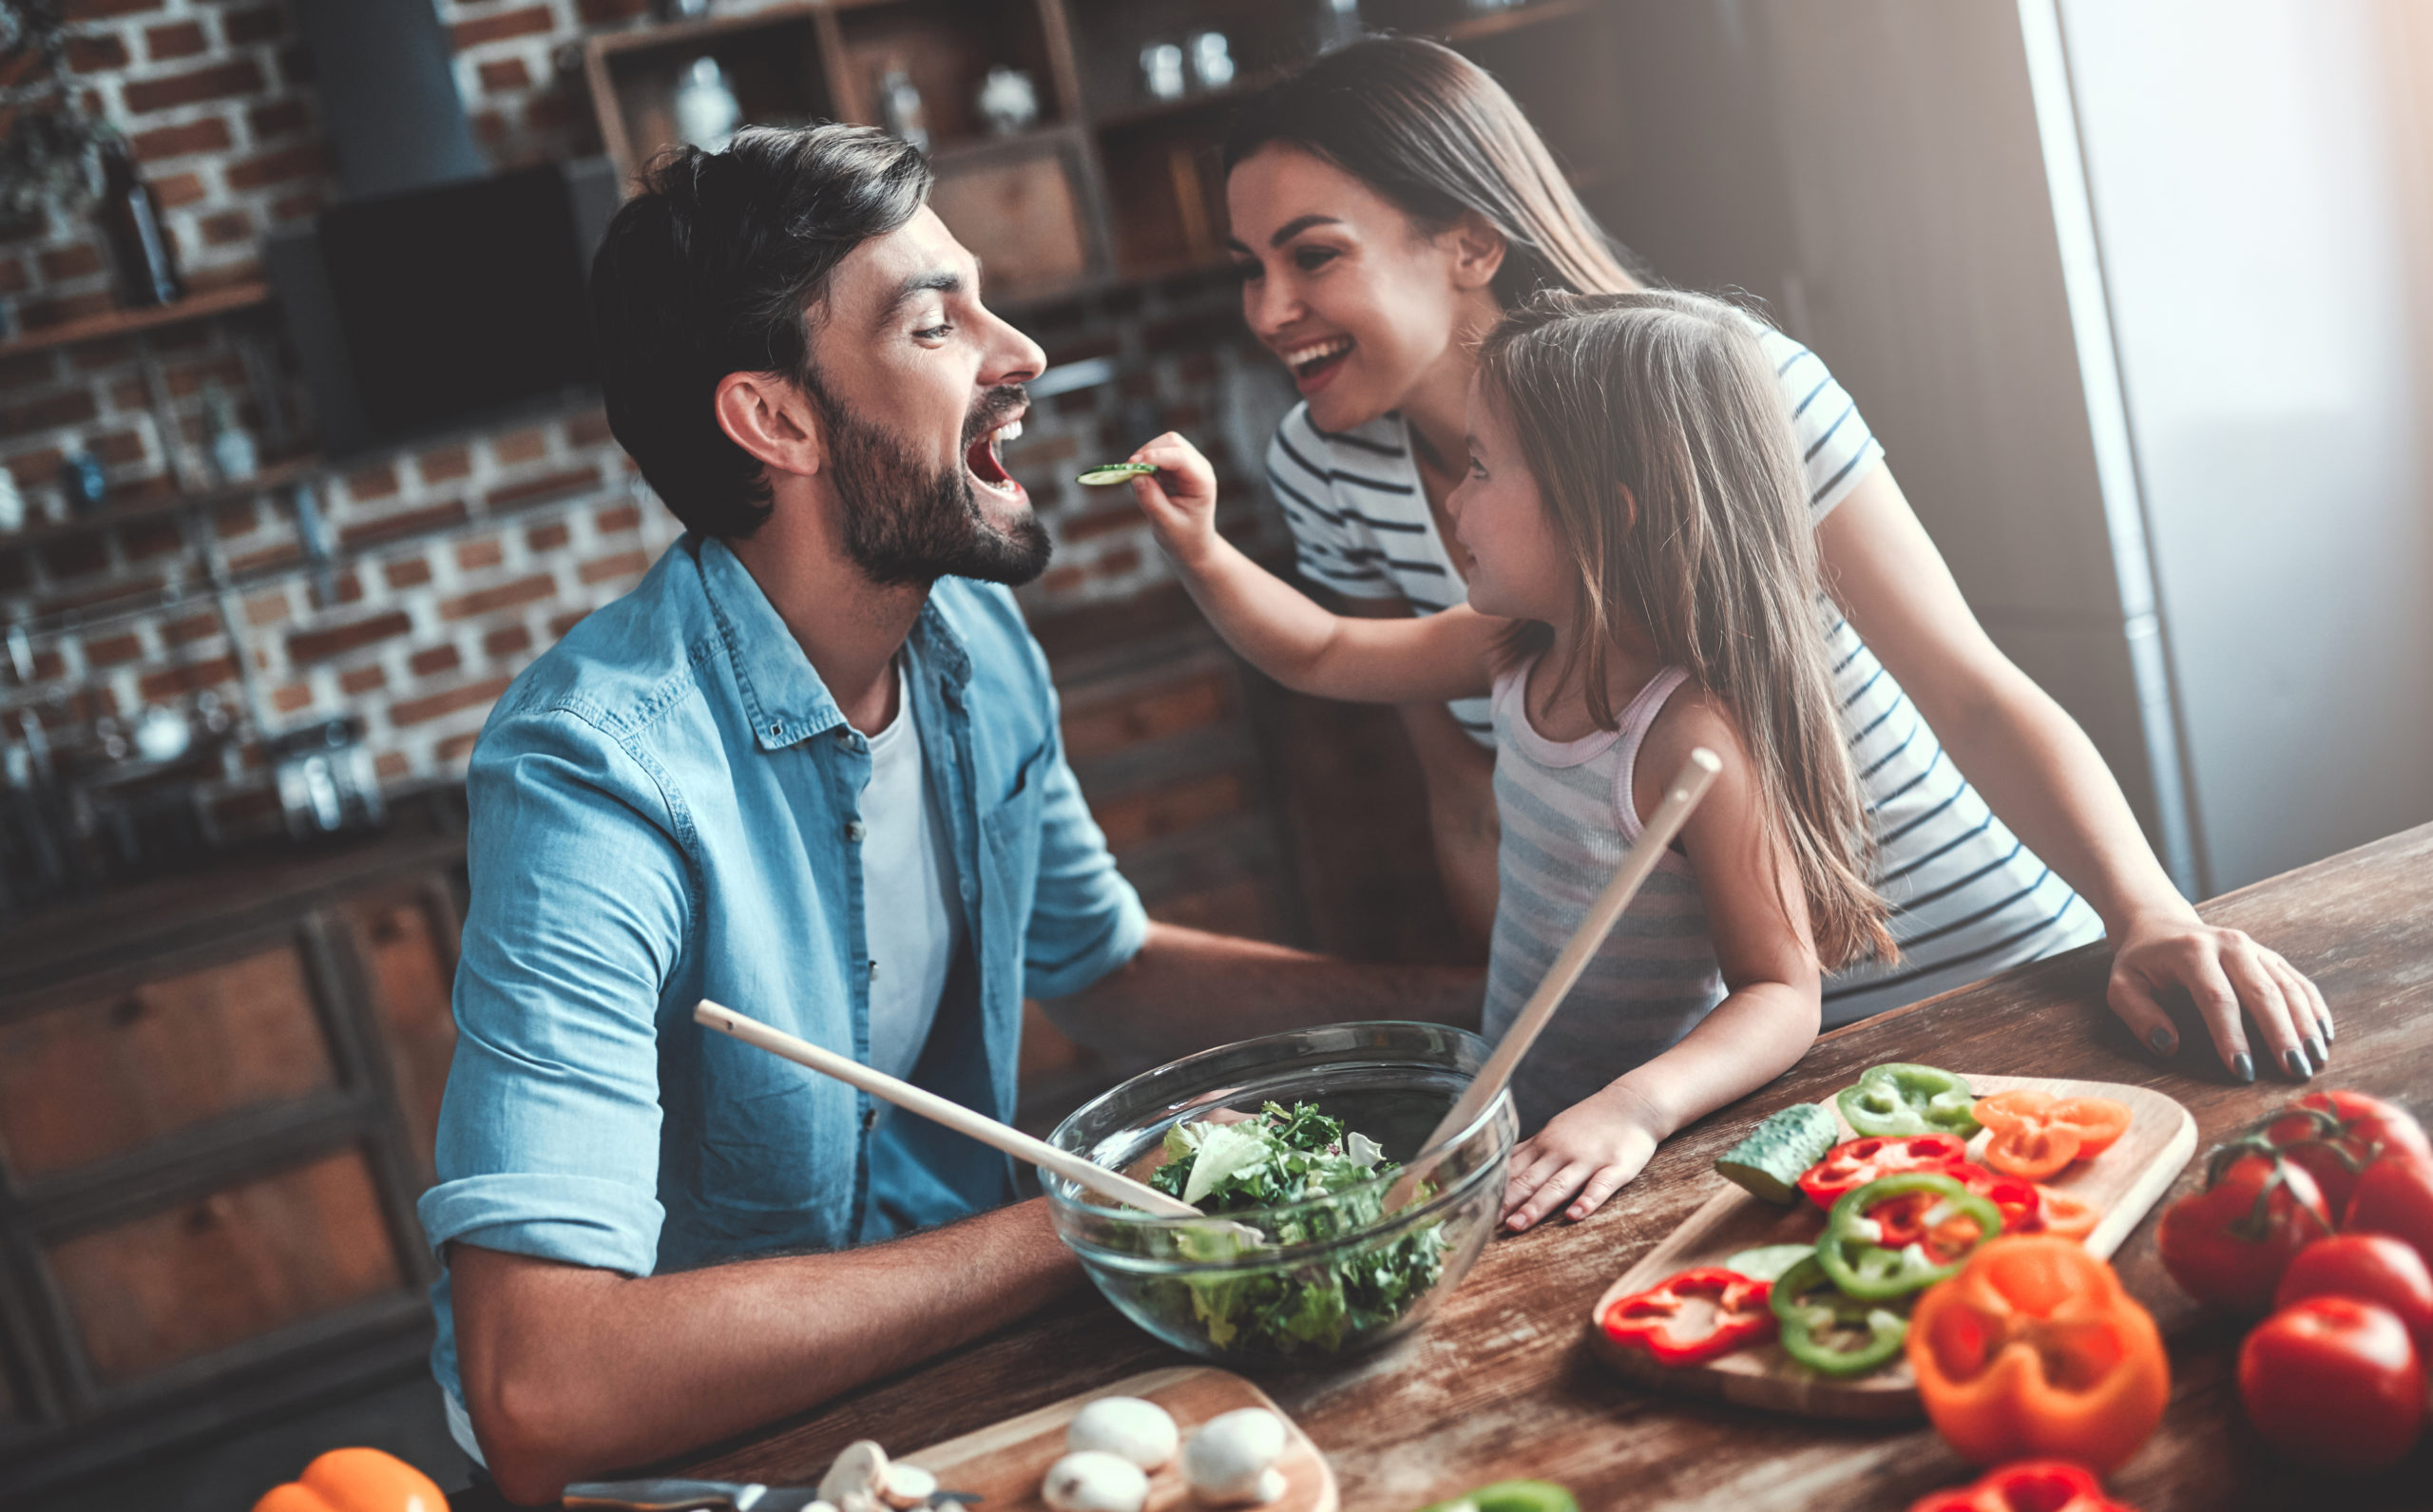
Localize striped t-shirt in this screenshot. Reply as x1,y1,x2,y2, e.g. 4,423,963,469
1265,319,2100,1026
1487,662,1724,1133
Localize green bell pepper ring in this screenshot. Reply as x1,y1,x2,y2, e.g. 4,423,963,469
1818,1171,2004,1300
1770,1255,1909,1377
1836,1062,1981,1139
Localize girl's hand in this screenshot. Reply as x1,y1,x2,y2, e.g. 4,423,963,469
1501,1085,1664,1233
1125,431,1221,568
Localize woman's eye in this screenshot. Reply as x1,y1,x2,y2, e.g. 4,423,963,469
1293,246,1338,273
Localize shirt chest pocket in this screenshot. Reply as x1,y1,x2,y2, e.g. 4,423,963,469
977,742,1052,938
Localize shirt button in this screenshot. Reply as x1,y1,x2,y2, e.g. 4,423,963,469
869,959,880,979
862,1107,879,1133
845,819,868,842
834,728,853,745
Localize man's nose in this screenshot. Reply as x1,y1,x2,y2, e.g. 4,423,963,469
980,308,1045,390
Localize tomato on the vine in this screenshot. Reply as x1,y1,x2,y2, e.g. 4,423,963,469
2157,1140,2333,1314
2275,1234,2433,1357
2256,1091,2429,1213
2344,1154,2433,1277
2237,1296,2425,1473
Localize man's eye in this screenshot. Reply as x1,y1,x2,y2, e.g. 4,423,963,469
914,322,953,341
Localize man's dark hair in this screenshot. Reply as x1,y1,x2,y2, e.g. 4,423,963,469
589,124,932,540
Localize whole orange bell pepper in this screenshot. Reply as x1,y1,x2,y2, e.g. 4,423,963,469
253,1448,447,1512
1907,1236,2169,1471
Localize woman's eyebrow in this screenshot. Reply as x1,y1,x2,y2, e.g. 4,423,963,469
1268,214,1344,247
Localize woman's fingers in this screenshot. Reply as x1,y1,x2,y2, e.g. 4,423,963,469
2268,951,2331,1060
2221,943,2309,1080
2180,950,2252,1081
2106,972,2181,1061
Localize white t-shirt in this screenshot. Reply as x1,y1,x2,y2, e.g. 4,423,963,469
1266,314,2098,1024
857,659,964,1081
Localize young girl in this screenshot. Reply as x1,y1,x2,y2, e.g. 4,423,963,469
1126,289,1893,1233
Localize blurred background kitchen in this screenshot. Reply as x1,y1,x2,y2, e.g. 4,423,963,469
1,0,2428,1504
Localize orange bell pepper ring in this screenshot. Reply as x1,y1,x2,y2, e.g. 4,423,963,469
1973,1093,2133,1178
2027,1185,2100,1241
1907,1235,2170,1471
253,1448,448,1512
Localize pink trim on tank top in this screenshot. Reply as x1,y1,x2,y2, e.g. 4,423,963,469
1491,657,1694,843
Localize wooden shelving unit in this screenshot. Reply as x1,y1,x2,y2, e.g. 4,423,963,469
583,0,1619,307
0,280,273,362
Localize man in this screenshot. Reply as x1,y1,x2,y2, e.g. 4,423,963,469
420,125,1478,1502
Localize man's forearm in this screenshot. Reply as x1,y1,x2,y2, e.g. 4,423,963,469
453,1198,1083,1503
1044,921,1485,1063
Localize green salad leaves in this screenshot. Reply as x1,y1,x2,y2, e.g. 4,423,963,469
1143,1101,1447,1355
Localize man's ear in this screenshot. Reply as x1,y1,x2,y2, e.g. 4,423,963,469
1446,210,1508,294
713,371,824,481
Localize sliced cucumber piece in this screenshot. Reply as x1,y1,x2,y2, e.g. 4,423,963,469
1077,462,1156,486
1724,1243,1817,1282
1715,1101,1839,1204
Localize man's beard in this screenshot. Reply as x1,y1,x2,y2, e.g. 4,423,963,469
806,376,1052,588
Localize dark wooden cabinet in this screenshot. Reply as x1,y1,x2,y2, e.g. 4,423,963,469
0,838,463,1496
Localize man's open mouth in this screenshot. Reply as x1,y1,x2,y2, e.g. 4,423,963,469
966,413,1025,500
1281,335,1353,385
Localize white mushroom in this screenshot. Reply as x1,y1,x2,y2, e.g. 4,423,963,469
1182,1408,1288,1506
818,1441,891,1512
878,1462,938,1510
1041,1449,1151,1512
1067,1395,1179,1470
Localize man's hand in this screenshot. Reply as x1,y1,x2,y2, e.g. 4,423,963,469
2107,909,2334,1082
450,1199,1082,1503
1501,1084,1663,1233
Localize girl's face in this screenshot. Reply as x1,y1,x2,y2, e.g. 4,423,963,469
1226,144,1496,431
1448,375,1571,625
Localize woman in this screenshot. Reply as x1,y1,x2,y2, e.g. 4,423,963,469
1219,36,2328,1081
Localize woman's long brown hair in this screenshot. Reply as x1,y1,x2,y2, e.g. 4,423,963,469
1479,291,1894,970
1223,35,1641,306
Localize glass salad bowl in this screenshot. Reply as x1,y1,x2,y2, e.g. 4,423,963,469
1044,1021,1517,1367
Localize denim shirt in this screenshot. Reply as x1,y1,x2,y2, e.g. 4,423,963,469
415,536,1146,1430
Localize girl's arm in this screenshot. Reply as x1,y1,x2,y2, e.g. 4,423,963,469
1125,431,1501,706
1502,695,1822,1231
1818,467,2330,1081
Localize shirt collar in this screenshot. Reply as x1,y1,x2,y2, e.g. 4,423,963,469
694,536,975,752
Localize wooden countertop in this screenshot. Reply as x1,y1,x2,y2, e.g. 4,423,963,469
677,822,2433,1509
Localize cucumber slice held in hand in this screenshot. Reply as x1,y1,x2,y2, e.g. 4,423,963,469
1715,1101,1840,1205
1077,462,1157,486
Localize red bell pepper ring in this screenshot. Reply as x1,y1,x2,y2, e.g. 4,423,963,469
1600,1267,1776,1367
1876,1162,2040,1249
1798,1133,1971,1211
1906,1460,2138,1512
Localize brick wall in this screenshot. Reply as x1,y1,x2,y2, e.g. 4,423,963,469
0,0,1292,847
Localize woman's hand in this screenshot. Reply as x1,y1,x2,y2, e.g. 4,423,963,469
1125,431,1221,569
1501,1084,1664,1233
2107,909,2334,1082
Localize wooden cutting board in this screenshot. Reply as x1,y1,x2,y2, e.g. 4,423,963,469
899,1366,1339,1512
1587,1072,2196,1421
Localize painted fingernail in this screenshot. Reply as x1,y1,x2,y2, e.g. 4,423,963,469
2323,1017,2336,1043
2148,1025,2176,1054
2307,1033,2327,1064
2285,1046,2313,1079
2232,1052,2255,1083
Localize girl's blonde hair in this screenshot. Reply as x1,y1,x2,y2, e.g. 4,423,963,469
1478,290,1894,969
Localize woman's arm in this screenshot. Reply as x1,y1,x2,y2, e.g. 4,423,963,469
1126,431,1501,704
1817,466,2331,1081
1501,697,1822,1230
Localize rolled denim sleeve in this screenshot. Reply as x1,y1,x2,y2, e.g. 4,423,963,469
416,706,689,1279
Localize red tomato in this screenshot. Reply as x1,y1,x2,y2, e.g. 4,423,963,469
2259,1091,2431,1214
2236,1296,2425,1473
2345,1154,2433,1275
2157,1144,2334,1314
2275,1234,2433,1358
